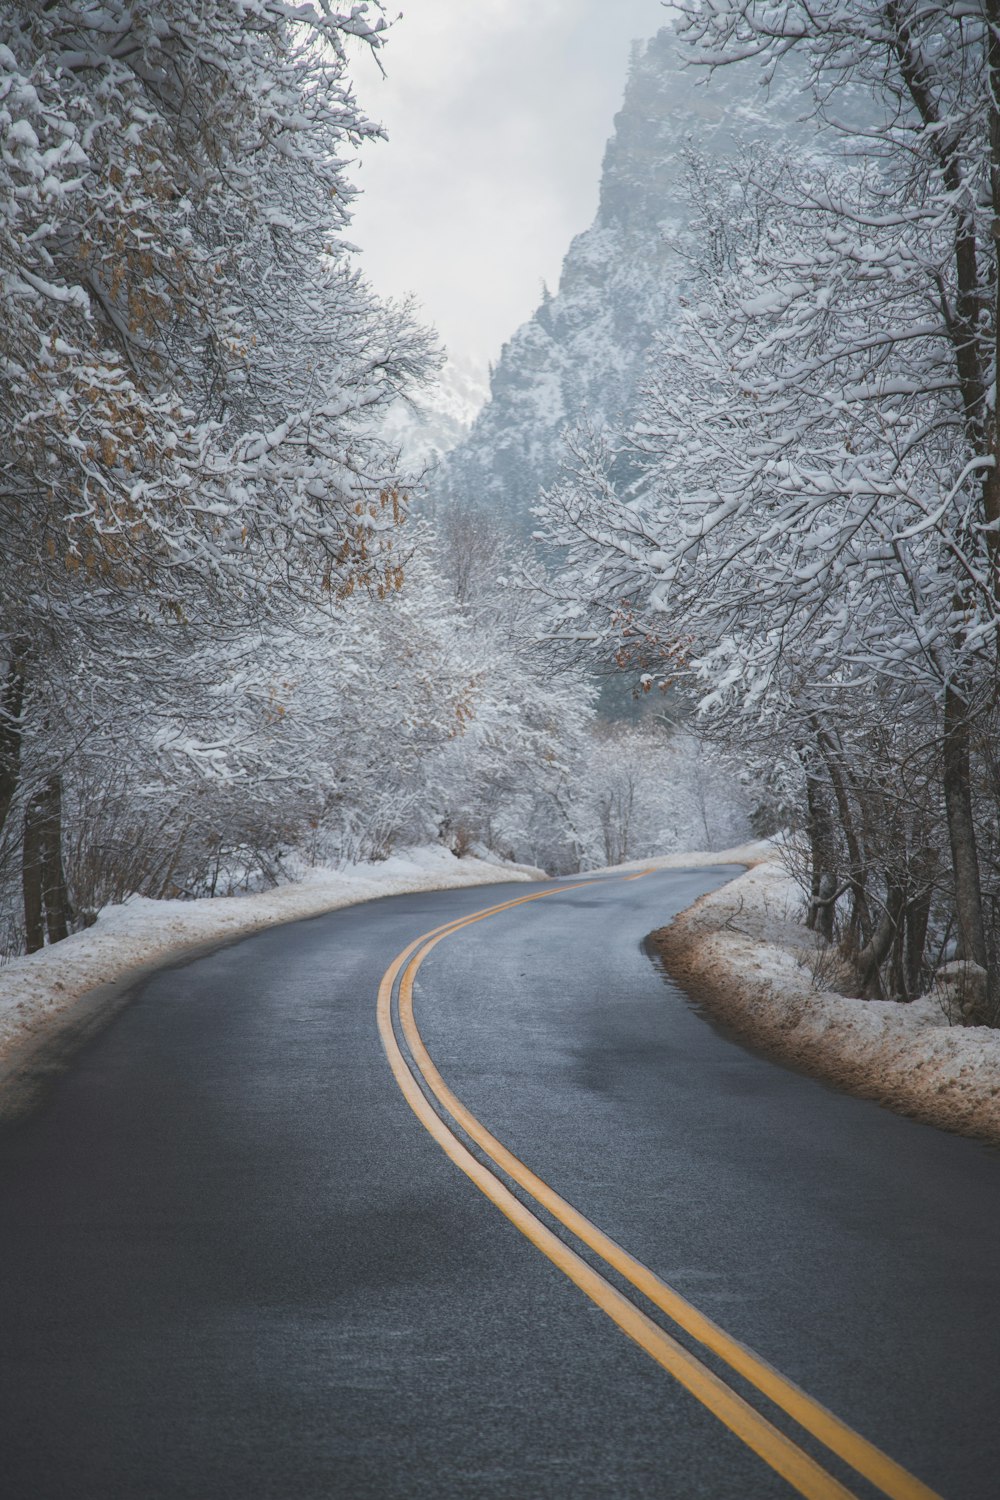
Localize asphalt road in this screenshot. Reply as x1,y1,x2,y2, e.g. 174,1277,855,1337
1,869,999,1500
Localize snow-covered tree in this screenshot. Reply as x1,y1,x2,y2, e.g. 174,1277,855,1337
538,5,1000,1014
421,506,597,872
0,2,437,945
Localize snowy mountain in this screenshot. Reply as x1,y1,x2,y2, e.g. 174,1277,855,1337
432,26,804,530
381,354,488,471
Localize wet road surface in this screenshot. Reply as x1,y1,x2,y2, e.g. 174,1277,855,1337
1,869,999,1498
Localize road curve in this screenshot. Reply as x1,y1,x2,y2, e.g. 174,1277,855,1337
0,869,998,1499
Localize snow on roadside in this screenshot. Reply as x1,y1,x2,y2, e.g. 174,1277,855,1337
14,835,993,1146
652,858,1000,1145
0,846,545,1070
600,838,775,876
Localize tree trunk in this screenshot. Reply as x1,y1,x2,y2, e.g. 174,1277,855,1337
803,765,836,941
888,880,911,1001
903,847,937,998
22,789,45,954
803,738,839,936
942,682,989,972
987,0,1000,563
857,884,905,999
0,643,27,841
39,774,72,944
810,718,873,948
20,775,72,952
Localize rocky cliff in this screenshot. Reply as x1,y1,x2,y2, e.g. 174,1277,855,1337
433,26,802,529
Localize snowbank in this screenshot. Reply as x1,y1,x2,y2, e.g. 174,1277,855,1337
0,847,545,1085
651,858,1000,1145
601,838,775,875
16,836,992,1145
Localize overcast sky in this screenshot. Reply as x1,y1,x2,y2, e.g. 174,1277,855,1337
349,1,668,387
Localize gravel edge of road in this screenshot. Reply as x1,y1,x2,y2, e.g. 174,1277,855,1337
650,866,1000,1148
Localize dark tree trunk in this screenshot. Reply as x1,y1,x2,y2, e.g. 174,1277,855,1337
987,1,1000,556
810,718,873,948
22,789,45,954
803,765,836,941
888,881,911,1001
942,682,989,972
21,775,72,952
903,847,937,998
39,774,71,944
857,883,905,999
0,644,27,841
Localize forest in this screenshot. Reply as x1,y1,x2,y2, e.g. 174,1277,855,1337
3,1,999,1029
0,1,752,962
540,2,1000,1025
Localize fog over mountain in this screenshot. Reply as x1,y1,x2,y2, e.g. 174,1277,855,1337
380,355,488,472
429,25,807,529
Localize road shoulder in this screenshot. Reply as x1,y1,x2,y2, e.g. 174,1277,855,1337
651,858,1000,1146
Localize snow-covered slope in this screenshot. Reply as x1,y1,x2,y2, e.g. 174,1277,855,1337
433,26,804,529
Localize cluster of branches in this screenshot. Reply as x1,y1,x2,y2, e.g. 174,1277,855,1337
0,1,444,951
0,2,759,958
428,508,753,875
536,2,1000,1022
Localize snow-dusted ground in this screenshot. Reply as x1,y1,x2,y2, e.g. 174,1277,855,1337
653,855,1000,1145
0,846,544,1073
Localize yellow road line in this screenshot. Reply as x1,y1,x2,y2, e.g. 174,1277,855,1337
378,879,945,1500
377,931,857,1500
394,896,943,1500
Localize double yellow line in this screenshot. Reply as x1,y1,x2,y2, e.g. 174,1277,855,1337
376,880,944,1500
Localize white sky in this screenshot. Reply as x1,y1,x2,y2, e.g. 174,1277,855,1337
349,0,668,386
